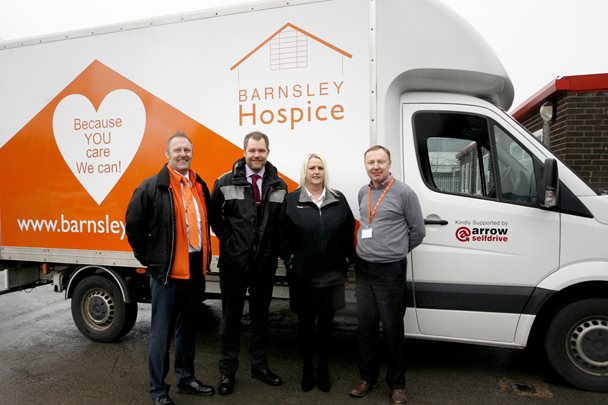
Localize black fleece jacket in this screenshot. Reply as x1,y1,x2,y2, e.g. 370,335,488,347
280,187,355,287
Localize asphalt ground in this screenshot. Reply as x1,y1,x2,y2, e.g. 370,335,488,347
1,284,607,405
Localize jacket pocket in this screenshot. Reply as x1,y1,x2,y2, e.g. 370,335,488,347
221,185,246,200
268,189,286,203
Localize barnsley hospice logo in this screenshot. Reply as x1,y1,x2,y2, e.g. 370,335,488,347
230,23,352,130
455,220,509,243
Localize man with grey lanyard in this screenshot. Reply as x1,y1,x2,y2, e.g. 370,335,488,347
349,145,425,405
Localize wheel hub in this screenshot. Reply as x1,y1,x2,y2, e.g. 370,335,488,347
569,318,608,373
85,290,115,327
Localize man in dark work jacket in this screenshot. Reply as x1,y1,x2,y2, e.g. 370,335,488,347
210,131,287,396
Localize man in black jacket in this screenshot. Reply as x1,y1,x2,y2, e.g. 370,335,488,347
210,131,287,395
125,132,214,405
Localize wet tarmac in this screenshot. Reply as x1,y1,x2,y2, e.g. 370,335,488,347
1,284,607,405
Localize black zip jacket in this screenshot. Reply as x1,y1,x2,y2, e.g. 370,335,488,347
210,158,287,274
125,164,212,284
280,187,355,287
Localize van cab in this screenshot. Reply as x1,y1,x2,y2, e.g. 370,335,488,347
401,92,608,391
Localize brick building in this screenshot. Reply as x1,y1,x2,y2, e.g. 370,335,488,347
512,74,608,194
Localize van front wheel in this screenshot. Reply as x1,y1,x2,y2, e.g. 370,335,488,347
545,298,608,392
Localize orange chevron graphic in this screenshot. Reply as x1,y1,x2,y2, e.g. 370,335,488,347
0,60,297,251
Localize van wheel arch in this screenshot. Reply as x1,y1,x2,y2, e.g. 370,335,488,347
528,282,608,350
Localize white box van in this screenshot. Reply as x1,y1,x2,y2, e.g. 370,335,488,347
1,0,607,392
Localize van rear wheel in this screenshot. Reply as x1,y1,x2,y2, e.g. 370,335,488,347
71,275,127,342
545,298,608,392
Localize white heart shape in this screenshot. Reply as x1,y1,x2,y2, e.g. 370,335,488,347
53,89,146,205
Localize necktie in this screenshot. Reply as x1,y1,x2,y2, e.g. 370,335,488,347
251,174,261,204
181,177,200,250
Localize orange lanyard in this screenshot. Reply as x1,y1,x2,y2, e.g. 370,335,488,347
367,177,395,225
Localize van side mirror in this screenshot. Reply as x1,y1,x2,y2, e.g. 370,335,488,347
541,158,559,208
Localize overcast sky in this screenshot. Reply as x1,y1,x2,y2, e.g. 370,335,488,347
1,0,606,111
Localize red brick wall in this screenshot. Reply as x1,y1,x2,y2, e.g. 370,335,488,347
517,91,608,193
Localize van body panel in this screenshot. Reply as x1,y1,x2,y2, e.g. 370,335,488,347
579,195,608,224
414,308,519,342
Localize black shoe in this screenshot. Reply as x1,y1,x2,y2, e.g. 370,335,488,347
316,366,331,392
152,394,174,405
251,367,283,386
218,374,235,395
177,378,215,396
301,363,315,392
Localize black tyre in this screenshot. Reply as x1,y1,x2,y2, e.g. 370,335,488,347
71,275,127,342
118,301,138,339
545,298,608,392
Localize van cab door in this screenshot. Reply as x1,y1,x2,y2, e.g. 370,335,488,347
401,100,559,344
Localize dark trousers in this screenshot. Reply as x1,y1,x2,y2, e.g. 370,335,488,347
148,253,204,399
297,310,335,369
218,270,275,376
355,257,407,389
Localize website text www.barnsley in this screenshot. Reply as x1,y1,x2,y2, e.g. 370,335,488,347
17,214,126,240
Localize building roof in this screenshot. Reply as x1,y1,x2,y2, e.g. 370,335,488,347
512,73,608,120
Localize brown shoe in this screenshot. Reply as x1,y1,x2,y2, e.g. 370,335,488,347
349,380,378,398
391,388,408,404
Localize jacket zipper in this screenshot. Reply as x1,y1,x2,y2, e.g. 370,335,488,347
165,187,176,285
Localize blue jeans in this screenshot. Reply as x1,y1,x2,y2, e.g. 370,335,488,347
355,257,407,389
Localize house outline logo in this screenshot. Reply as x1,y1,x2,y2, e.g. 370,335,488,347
232,22,353,131
230,22,352,72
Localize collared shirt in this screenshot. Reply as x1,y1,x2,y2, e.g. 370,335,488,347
245,165,265,199
173,169,202,253
305,187,326,208
369,173,394,190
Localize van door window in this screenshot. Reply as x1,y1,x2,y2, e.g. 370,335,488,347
426,138,492,196
414,111,537,205
415,112,496,199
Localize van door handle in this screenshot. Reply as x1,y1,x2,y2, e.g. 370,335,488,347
424,218,448,225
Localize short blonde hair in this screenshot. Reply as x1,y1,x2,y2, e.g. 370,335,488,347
300,153,332,192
